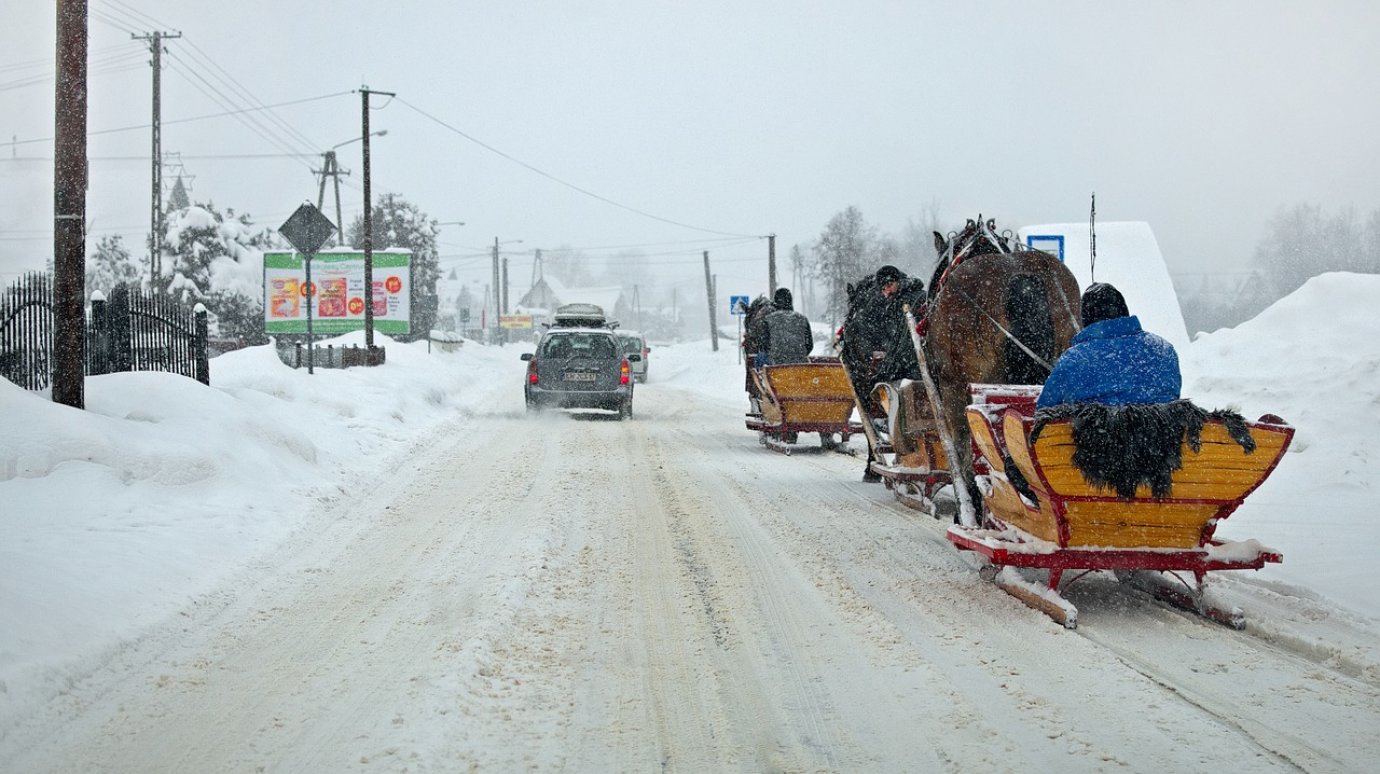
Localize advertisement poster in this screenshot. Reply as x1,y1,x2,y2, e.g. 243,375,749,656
263,251,412,334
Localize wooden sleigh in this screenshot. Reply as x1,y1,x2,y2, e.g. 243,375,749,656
864,380,953,513
745,356,863,454
948,389,1293,629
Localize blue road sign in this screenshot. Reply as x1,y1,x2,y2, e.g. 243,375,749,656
730,294,750,315
1026,234,1065,262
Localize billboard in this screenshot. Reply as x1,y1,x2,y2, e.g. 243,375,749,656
263,251,412,334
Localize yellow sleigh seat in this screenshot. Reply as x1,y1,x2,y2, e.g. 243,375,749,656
967,407,1294,550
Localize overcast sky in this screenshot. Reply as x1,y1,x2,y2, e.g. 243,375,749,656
3,0,1377,305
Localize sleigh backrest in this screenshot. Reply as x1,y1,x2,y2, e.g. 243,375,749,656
986,409,1293,549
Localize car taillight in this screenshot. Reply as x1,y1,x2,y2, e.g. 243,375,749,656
620,359,631,385
528,359,538,384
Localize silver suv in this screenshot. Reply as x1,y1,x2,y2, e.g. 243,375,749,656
521,328,639,418
616,331,650,383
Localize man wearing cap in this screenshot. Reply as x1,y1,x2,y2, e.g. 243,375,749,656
1036,282,1181,409
762,287,814,365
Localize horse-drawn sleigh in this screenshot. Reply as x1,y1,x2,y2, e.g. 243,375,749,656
745,356,863,454
834,216,1291,628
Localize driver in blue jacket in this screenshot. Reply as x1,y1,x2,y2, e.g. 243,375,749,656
1036,283,1181,409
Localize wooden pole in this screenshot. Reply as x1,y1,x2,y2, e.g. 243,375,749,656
905,303,978,527
703,251,718,351
767,233,777,294
361,90,374,348
53,0,87,409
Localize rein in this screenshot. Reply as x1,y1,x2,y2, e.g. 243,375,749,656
944,279,1055,373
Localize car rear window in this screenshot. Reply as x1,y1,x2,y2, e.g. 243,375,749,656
541,333,617,359
618,336,644,353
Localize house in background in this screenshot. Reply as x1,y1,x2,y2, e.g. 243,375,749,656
517,275,632,328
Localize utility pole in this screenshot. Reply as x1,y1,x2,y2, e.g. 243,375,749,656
767,233,777,294
502,257,509,315
315,151,347,245
482,283,490,343
54,0,88,409
703,251,718,351
491,237,501,345
360,86,394,350
133,28,180,291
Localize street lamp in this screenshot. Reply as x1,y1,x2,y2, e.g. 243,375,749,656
316,129,387,245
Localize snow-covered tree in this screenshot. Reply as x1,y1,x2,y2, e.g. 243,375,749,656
347,193,441,340
160,202,275,301
86,234,143,297
158,201,278,341
166,175,191,212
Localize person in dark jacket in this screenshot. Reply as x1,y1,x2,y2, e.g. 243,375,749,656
762,288,813,365
1036,282,1181,409
742,295,771,410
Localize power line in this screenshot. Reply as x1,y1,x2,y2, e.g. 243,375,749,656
0,49,145,92
90,9,140,35
104,0,173,30
395,96,760,239
0,44,131,74
164,53,313,170
180,38,321,153
7,90,352,147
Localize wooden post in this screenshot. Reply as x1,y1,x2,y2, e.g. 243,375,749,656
767,233,777,294
703,251,718,351
193,303,209,384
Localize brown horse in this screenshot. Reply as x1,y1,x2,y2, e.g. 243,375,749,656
921,218,1081,520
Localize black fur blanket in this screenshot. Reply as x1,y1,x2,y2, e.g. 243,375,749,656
1030,400,1256,499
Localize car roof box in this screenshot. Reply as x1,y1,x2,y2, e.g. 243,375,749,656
553,303,607,327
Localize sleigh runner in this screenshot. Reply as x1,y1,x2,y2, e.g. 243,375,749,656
745,357,862,454
950,394,1293,628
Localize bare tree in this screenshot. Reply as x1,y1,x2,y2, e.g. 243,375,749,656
811,206,879,324
1252,204,1369,301
897,201,944,280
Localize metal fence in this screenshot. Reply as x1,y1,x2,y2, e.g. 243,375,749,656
1,271,209,391
274,340,386,370
0,272,54,389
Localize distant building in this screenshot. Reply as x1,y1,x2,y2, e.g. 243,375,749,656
517,275,632,327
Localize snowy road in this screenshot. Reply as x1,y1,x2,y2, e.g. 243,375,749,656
6,371,1380,773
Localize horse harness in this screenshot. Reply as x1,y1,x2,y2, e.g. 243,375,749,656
926,220,1080,374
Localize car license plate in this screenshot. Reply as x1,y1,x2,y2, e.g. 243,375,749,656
565,372,597,382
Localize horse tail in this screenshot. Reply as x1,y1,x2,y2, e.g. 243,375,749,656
1004,274,1055,384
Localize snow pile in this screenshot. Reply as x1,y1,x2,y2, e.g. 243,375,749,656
0,333,508,717
1182,272,1380,613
